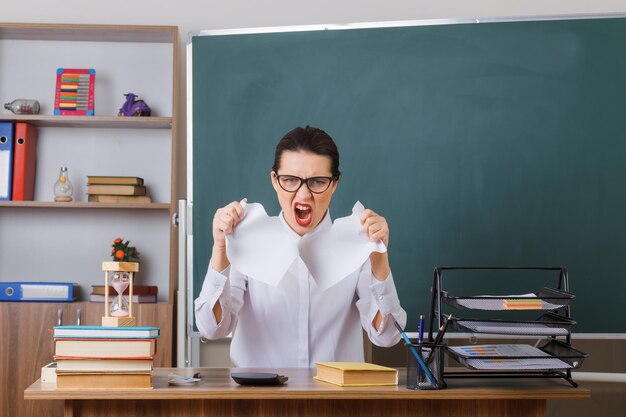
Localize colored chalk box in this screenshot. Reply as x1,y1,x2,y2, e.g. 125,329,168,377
54,68,95,116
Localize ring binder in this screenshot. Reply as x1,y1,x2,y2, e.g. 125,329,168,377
0,282,78,302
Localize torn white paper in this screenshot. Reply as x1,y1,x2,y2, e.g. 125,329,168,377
225,202,298,286
299,201,386,289
225,201,386,289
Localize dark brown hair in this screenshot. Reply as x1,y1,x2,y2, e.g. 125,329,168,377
272,126,341,179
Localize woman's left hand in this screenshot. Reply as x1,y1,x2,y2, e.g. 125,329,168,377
360,209,389,247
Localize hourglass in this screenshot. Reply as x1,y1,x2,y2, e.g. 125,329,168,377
110,271,130,317
102,261,138,327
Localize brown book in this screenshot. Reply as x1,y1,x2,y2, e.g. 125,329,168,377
91,285,158,296
314,362,398,386
56,372,152,389
87,176,144,185
55,338,157,359
89,293,156,303
86,184,146,196
88,194,152,203
56,358,153,373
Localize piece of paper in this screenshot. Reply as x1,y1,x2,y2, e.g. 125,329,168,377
449,344,572,370
298,201,386,289
226,202,298,286
225,201,386,288
456,320,569,336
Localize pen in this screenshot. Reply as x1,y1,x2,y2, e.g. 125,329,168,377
418,314,424,345
393,320,438,388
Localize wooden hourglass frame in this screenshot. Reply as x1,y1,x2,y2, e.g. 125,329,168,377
101,261,138,327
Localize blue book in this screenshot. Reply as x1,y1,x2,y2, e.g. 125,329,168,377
53,325,160,339
0,282,78,302
0,121,15,200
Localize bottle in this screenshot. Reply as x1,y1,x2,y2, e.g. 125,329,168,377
53,167,73,202
4,99,41,115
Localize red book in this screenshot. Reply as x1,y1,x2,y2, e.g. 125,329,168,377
91,285,158,296
11,122,38,201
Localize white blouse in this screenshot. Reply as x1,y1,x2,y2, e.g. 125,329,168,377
194,212,407,368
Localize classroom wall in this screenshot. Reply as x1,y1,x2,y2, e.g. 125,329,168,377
4,3,626,417
4,0,626,196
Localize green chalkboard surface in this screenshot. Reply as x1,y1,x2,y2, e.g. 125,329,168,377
190,17,626,333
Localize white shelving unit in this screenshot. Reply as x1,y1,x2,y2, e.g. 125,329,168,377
0,23,180,303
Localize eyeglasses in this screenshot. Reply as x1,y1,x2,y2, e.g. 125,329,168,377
274,173,337,194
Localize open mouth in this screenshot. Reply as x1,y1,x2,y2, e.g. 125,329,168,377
294,203,312,226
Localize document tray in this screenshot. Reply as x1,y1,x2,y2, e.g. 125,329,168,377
452,313,576,336
441,287,574,311
447,340,587,371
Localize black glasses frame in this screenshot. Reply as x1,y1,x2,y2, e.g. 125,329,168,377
273,173,337,194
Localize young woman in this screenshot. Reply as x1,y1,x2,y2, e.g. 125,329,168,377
195,126,406,367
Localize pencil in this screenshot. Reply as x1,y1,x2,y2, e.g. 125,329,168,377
433,314,453,346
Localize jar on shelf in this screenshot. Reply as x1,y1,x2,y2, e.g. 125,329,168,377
4,99,40,115
53,167,73,202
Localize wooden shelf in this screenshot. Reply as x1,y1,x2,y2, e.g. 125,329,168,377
0,114,172,129
1,29,179,416
0,201,171,210
0,22,176,43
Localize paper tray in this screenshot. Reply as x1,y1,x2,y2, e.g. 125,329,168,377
442,287,574,311
447,340,587,371
452,313,576,336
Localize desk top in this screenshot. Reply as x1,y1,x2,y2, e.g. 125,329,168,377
24,367,591,401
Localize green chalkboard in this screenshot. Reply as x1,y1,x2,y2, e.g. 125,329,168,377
190,17,626,334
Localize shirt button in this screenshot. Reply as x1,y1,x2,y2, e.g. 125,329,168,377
377,295,383,300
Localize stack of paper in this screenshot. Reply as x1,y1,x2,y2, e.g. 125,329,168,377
449,344,572,370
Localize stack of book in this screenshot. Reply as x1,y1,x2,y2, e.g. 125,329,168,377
86,176,151,203
89,284,158,304
53,325,159,389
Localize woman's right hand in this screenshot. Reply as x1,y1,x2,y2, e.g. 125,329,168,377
212,199,246,249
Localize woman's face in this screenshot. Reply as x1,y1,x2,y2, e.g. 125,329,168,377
271,150,338,236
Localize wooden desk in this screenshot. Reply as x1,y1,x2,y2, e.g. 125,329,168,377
24,368,590,417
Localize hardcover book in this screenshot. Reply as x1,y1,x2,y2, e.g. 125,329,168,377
91,285,158,296
86,176,144,185
54,338,157,359
56,358,153,373
56,372,152,389
53,325,159,339
88,195,152,203
86,184,146,196
314,362,398,386
88,293,156,304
